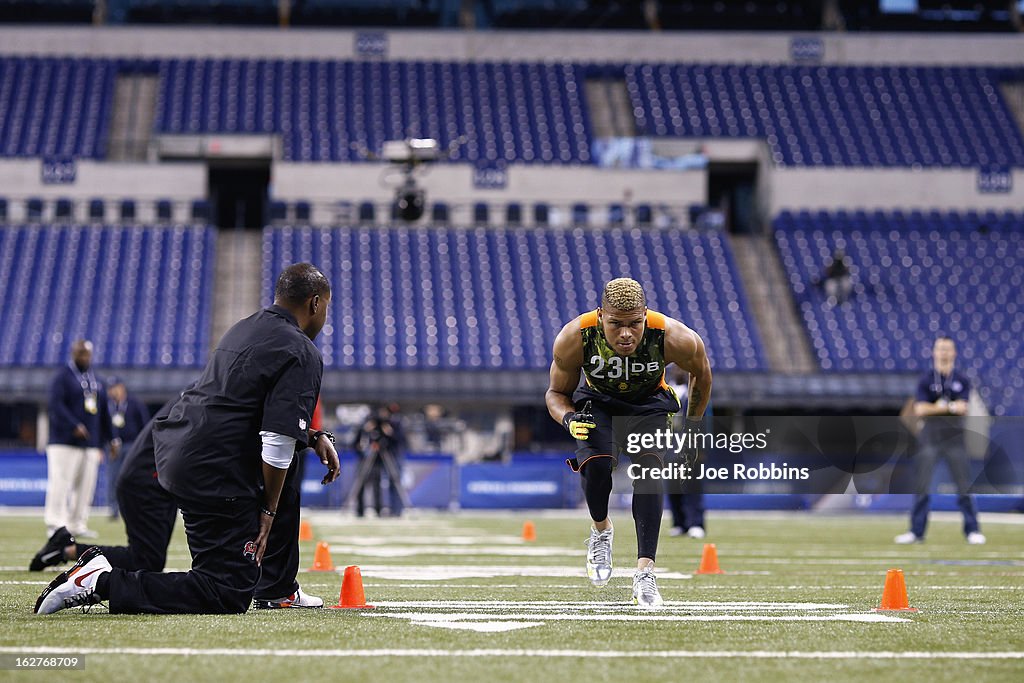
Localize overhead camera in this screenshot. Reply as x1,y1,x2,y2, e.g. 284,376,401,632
385,138,439,222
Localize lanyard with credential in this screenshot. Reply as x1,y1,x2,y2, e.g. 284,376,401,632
69,362,100,415
933,369,954,401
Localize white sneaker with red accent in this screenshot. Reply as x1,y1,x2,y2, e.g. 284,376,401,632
34,546,111,615
254,587,324,609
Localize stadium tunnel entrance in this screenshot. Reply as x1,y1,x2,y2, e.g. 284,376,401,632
208,162,270,230
708,161,758,234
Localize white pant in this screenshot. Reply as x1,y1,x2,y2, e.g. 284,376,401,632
44,444,103,534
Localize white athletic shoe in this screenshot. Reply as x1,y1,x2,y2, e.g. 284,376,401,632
632,567,664,608
669,526,684,537
254,587,325,609
686,526,706,539
966,532,987,545
894,532,923,544
34,546,111,615
586,526,614,587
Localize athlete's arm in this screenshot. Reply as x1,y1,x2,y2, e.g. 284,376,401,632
663,318,712,421
546,319,584,425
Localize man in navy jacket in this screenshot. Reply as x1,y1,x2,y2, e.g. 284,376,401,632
105,377,150,519
45,340,114,537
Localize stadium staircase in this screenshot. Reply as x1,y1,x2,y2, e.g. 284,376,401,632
998,80,1024,139
107,73,158,161
584,77,636,138
211,229,263,347
729,234,816,373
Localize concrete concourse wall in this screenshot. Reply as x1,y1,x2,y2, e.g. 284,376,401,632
768,167,1024,214
0,27,1020,65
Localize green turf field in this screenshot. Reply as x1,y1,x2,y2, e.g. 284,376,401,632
1,510,1022,682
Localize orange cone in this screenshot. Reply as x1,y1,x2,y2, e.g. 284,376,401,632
873,568,919,612
696,543,725,574
522,520,536,542
329,565,375,609
309,541,335,572
299,520,313,541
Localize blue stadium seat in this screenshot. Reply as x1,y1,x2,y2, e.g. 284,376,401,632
119,199,136,222
505,202,522,226
571,203,589,227
269,200,288,223
533,203,549,226
358,201,375,224
635,204,652,227
54,198,73,222
0,224,215,368
262,225,767,373
191,199,210,222
88,198,105,222
431,202,449,224
3,56,1019,169
473,202,489,226
156,199,173,221
774,211,1024,415
26,198,43,222
625,63,1024,168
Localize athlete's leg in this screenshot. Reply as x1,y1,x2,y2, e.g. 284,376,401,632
580,456,614,528
631,453,663,567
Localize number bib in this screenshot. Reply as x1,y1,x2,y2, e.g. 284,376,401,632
579,309,669,402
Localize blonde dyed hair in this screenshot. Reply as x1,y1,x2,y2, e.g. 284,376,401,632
602,278,646,311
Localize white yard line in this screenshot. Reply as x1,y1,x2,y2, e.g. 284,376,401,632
313,565,694,581
3,646,1019,659
371,600,850,610
369,612,911,623
357,583,1024,590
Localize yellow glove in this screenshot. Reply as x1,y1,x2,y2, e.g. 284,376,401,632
563,401,596,441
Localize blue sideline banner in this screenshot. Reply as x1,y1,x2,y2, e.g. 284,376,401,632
459,460,577,509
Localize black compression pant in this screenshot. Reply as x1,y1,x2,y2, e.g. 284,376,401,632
580,455,663,561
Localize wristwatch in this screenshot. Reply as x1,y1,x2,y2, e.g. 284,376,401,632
310,430,336,448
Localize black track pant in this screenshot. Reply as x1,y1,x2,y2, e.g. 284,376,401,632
105,495,261,614
254,455,303,601
85,472,177,572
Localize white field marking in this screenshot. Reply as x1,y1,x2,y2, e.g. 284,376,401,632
409,621,543,632
0,580,47,585
371,600,850,611
825,571,1024,578
370,612,911,624
5,646,1022,659
331,536,526,546
354,583,1024,591
321,545,580,558
326,565,692,581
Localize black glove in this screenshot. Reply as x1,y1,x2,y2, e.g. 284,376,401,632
563,401,596,440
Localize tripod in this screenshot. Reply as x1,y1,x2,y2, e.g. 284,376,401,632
346,443,411,515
